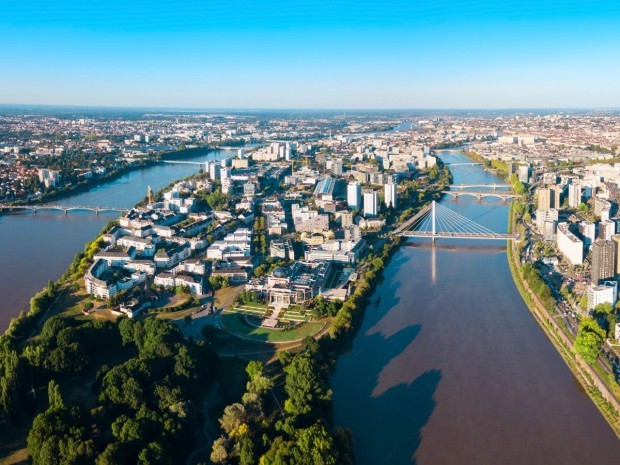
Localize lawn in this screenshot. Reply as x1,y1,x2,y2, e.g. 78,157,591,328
220,313,323,344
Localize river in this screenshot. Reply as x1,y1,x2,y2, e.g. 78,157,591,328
0,147,231,330
331,150,620,464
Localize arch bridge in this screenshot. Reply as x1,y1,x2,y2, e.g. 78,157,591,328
441,190,518,201
0,204,129,215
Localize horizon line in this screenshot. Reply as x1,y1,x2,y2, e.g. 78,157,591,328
1,102,620,113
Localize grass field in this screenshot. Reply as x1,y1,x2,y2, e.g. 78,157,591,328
221,312,323,343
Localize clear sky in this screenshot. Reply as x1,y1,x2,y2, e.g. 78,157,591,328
1,0,619,109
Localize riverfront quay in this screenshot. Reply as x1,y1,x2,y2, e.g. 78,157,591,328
0,147,229,330
331,150,620,464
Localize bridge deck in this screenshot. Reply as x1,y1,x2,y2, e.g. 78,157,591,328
400,231,518,240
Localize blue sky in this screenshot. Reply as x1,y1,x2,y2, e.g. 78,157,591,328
1,1,619,109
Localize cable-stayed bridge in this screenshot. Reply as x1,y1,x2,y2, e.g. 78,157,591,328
395,201,518,241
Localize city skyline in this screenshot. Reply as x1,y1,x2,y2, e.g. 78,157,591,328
1,1,620,109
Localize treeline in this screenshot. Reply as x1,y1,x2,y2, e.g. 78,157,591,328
521,263,555,309
330,237,403,338
25,317,217,465
210,339,352,465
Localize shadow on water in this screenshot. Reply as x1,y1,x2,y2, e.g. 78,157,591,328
334,319,442,464
368,369,442,465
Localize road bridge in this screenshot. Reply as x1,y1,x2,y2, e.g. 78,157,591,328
161,160,206,166
443,162,482,166
0,204,129,215
450,184,511,190
441,191,518,201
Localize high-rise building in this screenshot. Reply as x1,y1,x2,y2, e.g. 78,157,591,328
568,183,582,208
591,239,616,284
612,235,620,275
538,187,552,211
507,162,517,176
209,163,220,180
556,222,583,265
535,208,558,234
347,182,361,210
517,165,530,183
384,182,397,208
38,169,60,188
363,190,378,217
599,219,616,241
551,186,562,208
331,159,343,176
578,221,596,251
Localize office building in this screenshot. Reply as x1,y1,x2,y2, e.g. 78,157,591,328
556,222,583,265
347,182,362,210
591,240,616,284
363,190,378,217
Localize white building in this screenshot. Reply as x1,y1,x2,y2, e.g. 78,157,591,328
384,182,397,208
578,221,596,251
556,223,583,265
587,283,617,311
599,219,616,241
535,209,558,234
38,169,60,188
304,239,365,264
363,190,378,217
347,182,361,210
568,183,582,208
154,272,203,295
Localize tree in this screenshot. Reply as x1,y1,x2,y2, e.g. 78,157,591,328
47,380,64,411
209,275,231,290
211,437,230,464
283,354,331,419
219,403,248,436
137,442,170,465
575,317,606,364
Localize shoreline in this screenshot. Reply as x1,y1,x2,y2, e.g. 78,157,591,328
0,145,218,212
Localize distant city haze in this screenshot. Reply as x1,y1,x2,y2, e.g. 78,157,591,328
1,0,620,109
